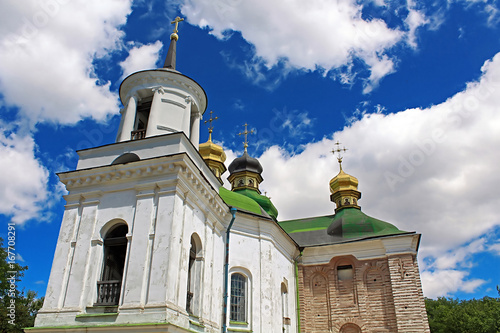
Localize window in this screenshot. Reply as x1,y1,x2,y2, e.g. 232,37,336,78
131,98,151,140
96,223,128,306
281,282,290,331
230,273,247,322
338,265,353,281
186,234,202,315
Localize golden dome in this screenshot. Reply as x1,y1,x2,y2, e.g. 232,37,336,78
199,138,227,182
329,168,359,194
199,139,226,163
329,165,361,212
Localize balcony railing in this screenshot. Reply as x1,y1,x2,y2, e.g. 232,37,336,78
131,129,146,140
96,280,121,306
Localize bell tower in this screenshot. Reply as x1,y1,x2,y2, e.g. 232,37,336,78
34,17,229,332
115,16,207,147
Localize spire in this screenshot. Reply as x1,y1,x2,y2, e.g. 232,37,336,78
329,142,361,212
204,110,218,142
238,123,255,153
332,140,348,171
163,16,184,70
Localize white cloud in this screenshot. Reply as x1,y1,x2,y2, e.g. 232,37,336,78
239,51,500,298
0,0,133,125
489,243,500,255
119,41,163,80
405,7,429,48
0,0,134,224
362,53,396,93
433,238,485,270
0,127,49,224
421,269,486,298
181,0,413,90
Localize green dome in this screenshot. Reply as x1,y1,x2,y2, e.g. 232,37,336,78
327,207,404,239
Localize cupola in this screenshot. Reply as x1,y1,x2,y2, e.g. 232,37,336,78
330,142,361,212
199,111,226,183
227,124,263,193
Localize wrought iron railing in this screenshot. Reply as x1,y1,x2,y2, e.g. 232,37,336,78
131,129,146,140
96,280,121,306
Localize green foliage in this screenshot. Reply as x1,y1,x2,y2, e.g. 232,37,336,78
0,238,44,332
425,296,500,333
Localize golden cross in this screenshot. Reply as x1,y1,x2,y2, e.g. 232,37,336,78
204,110,219,141
171,16,184,34
238,123,255,153
332,141,348,169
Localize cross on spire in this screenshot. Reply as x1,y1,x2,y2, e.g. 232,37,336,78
238,123,255,153
171,16,184,34
332,140,348,170
204,110,219,141
170,16,184,41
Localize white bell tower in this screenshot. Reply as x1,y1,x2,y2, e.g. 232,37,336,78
116,16,206,148
34,17,231,332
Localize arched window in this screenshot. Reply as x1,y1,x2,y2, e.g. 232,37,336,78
230,273,247,323
96,223,128,306
186,234,202,315
281,281,290,332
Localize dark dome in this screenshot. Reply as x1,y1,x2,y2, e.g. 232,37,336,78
228,152,263,175
111,153,140,165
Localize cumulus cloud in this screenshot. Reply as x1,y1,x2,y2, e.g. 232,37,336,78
421,269,486,299
0,0,134,224
236,51,500,297
0,127,49,224
0,0,133,125
181,0,416,90
119,40,163,80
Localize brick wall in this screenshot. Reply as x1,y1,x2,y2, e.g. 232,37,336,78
298,254,429,332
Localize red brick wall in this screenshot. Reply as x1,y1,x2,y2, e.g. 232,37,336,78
298,254,429,332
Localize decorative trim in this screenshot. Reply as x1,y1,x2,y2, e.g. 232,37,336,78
161,98,186,109
157,125,178,132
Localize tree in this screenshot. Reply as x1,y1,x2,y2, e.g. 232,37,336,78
0,237,44,332
425,296,500,333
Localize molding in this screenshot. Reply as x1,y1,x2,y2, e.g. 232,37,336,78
157,125,178,132
161,98,186,109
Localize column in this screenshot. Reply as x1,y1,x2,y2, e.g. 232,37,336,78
146,88,164,137
116,95,137,142
190,109,201,149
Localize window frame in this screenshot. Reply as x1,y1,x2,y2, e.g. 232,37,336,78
228,268,252,329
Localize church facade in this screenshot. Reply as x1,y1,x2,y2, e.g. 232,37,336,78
31,20,430,333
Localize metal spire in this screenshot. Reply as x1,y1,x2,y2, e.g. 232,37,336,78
163,16,184,70
204,110,219,142
332,140,348,171
238,123,255,153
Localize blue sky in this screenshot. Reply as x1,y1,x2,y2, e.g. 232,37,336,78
1,0,500,300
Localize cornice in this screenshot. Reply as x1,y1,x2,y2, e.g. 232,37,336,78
60,154,229,221
119,70,207,113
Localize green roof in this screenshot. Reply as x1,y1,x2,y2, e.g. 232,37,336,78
232,188,278,220
327,208,406,239
278,207,409,246
278,215,334,233
218,187,267,217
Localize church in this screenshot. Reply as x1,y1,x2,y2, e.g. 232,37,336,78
31,18,430,333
